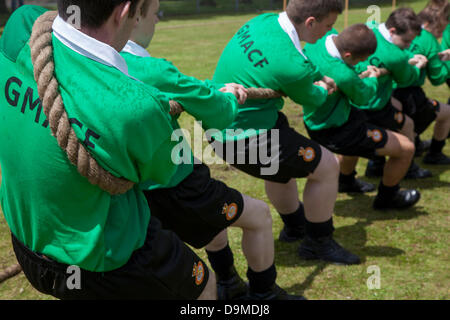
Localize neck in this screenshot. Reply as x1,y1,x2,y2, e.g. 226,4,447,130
332,36,344,56
80,26,118,50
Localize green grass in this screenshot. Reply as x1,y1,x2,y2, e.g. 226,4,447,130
1,0,449,300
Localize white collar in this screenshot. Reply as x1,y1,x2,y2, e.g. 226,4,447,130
278,11,308,60
378,23,394,44
325,34,342,61
52,15,132,77
122,40,151,58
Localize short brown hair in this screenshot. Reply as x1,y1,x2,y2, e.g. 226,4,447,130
57,0,142,29
385,8,422,36
419,1,450,28
286,0,343,24
335,24,377,58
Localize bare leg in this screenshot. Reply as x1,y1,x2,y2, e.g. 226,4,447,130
205,195,274,273
376,130,415,186
339,155,359,175
197,272,217,300
433,102,450,141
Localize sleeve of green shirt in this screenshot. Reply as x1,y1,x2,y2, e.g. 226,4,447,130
388,52,421,88
141,58,239,131
425,38,450,86
279,63,329,107
339,72,379,107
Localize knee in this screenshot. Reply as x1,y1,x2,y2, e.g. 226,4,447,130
198,271,217,300
311,148,339,181
400,137,415,160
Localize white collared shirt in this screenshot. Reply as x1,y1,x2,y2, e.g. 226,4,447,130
52,15,132,78
325,34,343,61
278,11,308,60
122,40,151,58
378,23,394,44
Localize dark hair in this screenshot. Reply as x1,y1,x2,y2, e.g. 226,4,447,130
385,7,422,36
286,0,343,24
57,0,141,28
419,1,450,26
335,24,377,58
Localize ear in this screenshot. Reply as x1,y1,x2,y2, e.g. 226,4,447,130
304,17,316,28
113,1,132,26
343,52,352,59
388,27,397,36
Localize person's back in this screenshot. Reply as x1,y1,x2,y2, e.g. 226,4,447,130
303,28,379,131
0,5,178,272
212,12,327,140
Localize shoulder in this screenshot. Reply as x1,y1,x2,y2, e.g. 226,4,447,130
0,5,49,61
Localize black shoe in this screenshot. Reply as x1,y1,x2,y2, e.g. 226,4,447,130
404,162,432,179
339,178,376,193
423,152,450,165
246,284,306,300
278,224,305,242
415,138,431,157
373,189,421,210
217,267,249,300
297,235,361,265
365,159,384,178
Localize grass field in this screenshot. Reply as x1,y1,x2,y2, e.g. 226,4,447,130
0,0,449,300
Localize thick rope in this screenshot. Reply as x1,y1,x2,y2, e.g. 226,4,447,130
29,11,134,195
0,264,22,284
169,87,284,115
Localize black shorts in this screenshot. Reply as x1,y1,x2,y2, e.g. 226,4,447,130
208,112,322,184
307,108,388,159
363,101,406,132
143,163,244,249
393,86,440,135
11,216,209,300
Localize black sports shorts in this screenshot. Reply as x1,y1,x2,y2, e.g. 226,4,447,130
363,100,407,132
208,112,322,184
307,108,388,159
393,86,440,135
144,163,244,249
11,216,209,300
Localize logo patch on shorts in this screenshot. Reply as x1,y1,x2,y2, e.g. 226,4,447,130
367,129,383,143
431,100,438,108
192,261,205,285
394,112,404,124
298,147,316,162
222,203,238,221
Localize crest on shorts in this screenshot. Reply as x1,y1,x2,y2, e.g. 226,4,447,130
394,112,404,124
222,203,238,221
367,129,383,143
192,261,205,285
298,147,316,162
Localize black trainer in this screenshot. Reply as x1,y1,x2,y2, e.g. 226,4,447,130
404,162,432,179
278,224,305,242
297,235,361,265
339,178,376,193
423,152,450,165
415,138,431,157
373,189,421,210
365,159,385,178
217,266,249,300
246,284,306,300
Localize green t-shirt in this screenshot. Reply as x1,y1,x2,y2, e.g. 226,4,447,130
0,6,178,272
303,30,379,130
212,13,327,142
354,23,421,111
407,28,449,87
121,51,239,189
442,24,450,50
441,24,450,73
